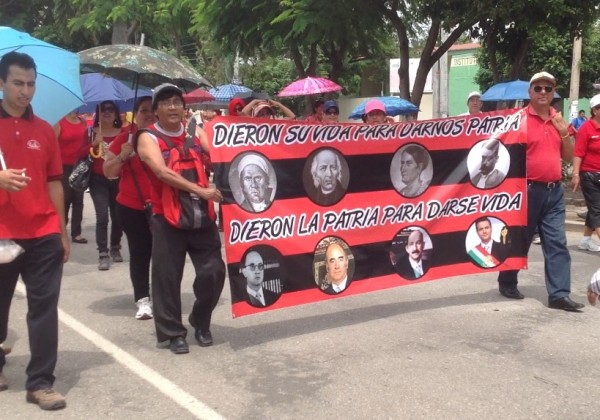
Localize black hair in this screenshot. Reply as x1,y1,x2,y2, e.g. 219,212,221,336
93,100,123,128
133,96,152,114
0,51,37,82
152,88,185,111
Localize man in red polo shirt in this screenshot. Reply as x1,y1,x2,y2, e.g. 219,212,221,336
497,71,584,311
0,52,69,410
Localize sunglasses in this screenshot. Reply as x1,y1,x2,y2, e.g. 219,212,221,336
533,85,553,93
100,106,116,112
325,110,339,116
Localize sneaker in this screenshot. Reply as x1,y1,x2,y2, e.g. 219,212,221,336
26,388,66,410
532,235,541,245
110,247,123,263
135,297,153,320
578,238,600,252
98,253,110,271
0,371,7,392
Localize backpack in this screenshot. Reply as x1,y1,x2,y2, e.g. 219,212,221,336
136,122,215,230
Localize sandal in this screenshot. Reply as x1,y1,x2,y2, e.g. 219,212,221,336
72,236,88,244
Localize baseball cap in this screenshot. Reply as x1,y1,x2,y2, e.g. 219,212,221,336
152,83,182,106
467,91,481,102
365,99,386,115
529,72,556,86
323,100,339,113
590,94,600,109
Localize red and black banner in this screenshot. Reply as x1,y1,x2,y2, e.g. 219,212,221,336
206,110,528,318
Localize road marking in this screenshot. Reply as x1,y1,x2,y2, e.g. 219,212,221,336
16,283,226,420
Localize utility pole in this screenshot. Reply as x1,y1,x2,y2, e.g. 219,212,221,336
568,36,582,120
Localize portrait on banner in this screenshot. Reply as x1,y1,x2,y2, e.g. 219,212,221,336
467,138,510,189
465,216,509,268
303,148,350,206
313,237,355,294
239,245,284,308
390,144,433,198
229,152,277,213
389,227,433,280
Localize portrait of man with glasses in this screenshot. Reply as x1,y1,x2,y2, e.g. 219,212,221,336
240,249,282,307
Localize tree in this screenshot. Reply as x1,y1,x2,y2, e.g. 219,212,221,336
193,0,392,91
472,0,600,84
374,0,483,108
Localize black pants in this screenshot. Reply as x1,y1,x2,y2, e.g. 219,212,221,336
61,164,85,239
0,234,63,391
89,174,123,253
116,203,152,301
151,215,225,342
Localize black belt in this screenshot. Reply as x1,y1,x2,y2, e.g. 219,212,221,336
528,180,560,189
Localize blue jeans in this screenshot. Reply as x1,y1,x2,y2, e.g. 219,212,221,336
498,181,571,300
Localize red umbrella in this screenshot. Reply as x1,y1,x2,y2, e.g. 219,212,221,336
183,88,215,104
277,76,342,97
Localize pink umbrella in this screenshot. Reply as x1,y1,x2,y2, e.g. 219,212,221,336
183,88,215,104
277,76,342,97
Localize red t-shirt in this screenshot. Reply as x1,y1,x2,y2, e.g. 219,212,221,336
142,123,206,215
524,105,563,182
58,117,87,165
0,104,63,239
109,130,153,210
90,128,127,176
574,119,600,172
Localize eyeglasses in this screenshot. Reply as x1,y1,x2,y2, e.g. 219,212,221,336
242,263,264,271
533,85,553,93
100,106,116,112
325,110,339,116
158,100,185,108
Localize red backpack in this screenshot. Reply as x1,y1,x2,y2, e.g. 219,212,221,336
137,123,216,230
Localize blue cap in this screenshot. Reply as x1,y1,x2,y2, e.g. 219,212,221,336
323,100,339,112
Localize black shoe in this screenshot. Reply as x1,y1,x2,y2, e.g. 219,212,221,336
169,337,189,354
548,296,584,311
194,329,213,347
110,247,123,263
499,287,524,300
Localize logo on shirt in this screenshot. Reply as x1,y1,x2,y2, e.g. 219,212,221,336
27,139,41,150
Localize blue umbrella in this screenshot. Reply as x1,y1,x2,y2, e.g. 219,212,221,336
77,73,153,113
209,84,251,102
480,80,561,101
348,96,419,119
0,26,84,125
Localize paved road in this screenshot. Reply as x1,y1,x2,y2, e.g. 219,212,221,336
2,194,600,419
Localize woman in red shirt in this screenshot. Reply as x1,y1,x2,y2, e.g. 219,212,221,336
104,96,155,319
572,94,600,256
54,111,88,244
89,101,127,270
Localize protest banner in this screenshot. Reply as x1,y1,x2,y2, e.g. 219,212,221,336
207,110,527,317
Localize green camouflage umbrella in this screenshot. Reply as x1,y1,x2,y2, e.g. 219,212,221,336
78,44,211,92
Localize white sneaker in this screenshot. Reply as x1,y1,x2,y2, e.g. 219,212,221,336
135,297,153,320
578,238,600,252
532,236,541,244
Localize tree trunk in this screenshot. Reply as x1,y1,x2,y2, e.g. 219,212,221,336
111,21,129,44
509,37,530,79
